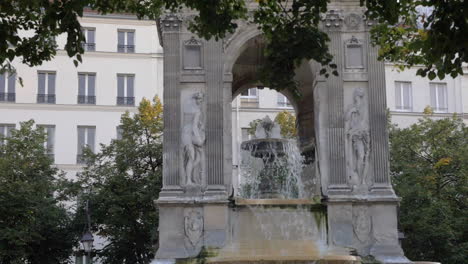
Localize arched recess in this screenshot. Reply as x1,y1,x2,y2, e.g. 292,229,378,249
224,25,319,156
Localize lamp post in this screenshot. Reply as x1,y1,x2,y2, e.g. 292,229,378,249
80,200,94,264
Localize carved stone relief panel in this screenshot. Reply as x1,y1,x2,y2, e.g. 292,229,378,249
345,88,370,193
184,207,204,248
183,37,203,71
345,36,365,70
182,91,206,188
353,205,372,244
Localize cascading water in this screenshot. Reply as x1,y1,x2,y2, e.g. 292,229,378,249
213,116,358,263
239,116,304,199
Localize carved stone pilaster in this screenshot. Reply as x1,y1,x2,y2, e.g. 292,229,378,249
365,26,395,195
160,12,182,196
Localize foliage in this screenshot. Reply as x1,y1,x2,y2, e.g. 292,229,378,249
389,115,468,263
246,118,262,137
274,110,296,139
368,0,467,81
73,97,163,264
0,120,77,264
1,1,466,93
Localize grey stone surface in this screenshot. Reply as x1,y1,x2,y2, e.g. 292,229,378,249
154,2,410,263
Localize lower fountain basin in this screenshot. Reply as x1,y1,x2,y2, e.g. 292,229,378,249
215,198,360,264
208,240,360,264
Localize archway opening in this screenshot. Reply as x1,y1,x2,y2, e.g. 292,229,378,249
227,33,319,198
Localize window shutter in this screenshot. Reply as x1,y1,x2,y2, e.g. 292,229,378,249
403,83,411,110
38,73,46,94
6,125,14,138
127,32,134,46
117,75,125,97
77,127,85,155
88,74,96,96
87,29,95,44
48,73,56,95
395,83,402,109
78,74,86,96
127,76,134,97
438,84,447,111
47,126,55,153
87,127,95,153
118,31,125,52
0,73,5,94
430,84,436,109
7,73,15,93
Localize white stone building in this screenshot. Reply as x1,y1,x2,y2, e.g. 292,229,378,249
0,12,164,179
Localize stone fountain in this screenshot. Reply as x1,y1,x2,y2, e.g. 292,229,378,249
239,116,299,199
153,1,412,264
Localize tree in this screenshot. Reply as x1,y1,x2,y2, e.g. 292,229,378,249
389,113,468,263
0,120,77,264
274,110,296,139
73,97,163,264
1,1,465,94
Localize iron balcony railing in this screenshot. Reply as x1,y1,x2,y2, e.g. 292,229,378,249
0,93,15,102
77,95,96,105
117,44,135,53
116,96,135,106
37,94,56,104
82,42,96,51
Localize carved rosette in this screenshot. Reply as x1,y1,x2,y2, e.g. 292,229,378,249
161,13,182,32
344,13,362,30
184,208,204,248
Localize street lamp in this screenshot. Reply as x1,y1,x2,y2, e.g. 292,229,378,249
80,200,94,264
80,230,94,253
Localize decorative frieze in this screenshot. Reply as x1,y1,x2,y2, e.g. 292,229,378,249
322,10,344,29
161,13,182,32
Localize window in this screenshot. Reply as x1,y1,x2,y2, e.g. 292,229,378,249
241,88,258,98
395,82,412,111
117,30,135,53
77,126,95,164
240,88,259,107
37,72,56,104
116,126,123,140
78,73,96,104
82,28,96,51
0,72,16,102
277,93,292,108
430,83,448,112
117,74,135,106
38,125,55,161
0,124,15,145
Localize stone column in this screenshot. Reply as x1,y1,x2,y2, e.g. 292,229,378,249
160,14,183,196
365,22,395,195
323,10,349,194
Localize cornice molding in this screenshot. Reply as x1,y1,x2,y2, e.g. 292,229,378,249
0,102,138,113
56,50,163,59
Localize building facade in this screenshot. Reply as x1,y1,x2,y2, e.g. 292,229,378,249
0,12,164,179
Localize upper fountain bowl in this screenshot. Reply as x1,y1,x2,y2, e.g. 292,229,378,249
241,138,289,159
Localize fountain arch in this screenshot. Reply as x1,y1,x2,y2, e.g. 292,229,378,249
154,2,410,263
